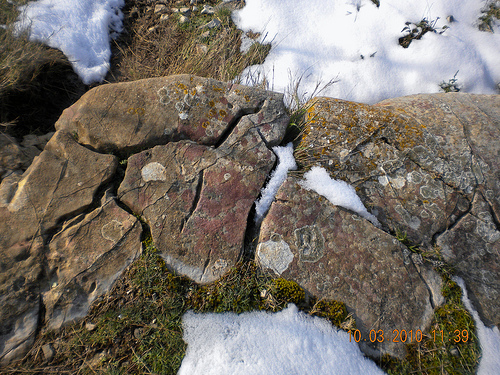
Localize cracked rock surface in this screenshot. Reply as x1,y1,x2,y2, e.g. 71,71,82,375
257,178,440,359
0,74,288,364
2,75,497,366
272,93,499,357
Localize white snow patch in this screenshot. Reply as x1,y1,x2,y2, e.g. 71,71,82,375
453,276,500,375
179,304,386,375
233,0,500,104
254,142,297,223
15,0,124,84
300,166,380,227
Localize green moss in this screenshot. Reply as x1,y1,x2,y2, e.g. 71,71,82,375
188,262,269,313
309,299,351,328
380,276,480,375
270,278,306,305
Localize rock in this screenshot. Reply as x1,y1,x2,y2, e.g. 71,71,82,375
55,75,284,154
257,177,439,358
43,194,142,330
201,5,215,15
297,93,500,330
118,90,288,283
0,132,54,181
154,4,168,14
0,238,43,365
0,130,117,363
0,134,31,180
42,344,55,362
436,192,500,326
0,130,117,250
201,19,221,29
179,15,190,24
215,0,245,12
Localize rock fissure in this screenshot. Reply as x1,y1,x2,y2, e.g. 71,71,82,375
213,100,265,149
431,191,475,246
180,170,204,234
2,76,499,366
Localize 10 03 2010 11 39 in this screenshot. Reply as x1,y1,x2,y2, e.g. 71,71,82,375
348,329,470,344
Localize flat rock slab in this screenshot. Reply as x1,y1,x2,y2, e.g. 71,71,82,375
118,139,274,283
257,177,439,358
44,195,142,330
0,130,118,250
0,130,118,363
300,93,500,328
0,238,43,365
55,74,286,153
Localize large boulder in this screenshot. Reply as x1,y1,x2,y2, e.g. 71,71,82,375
256,178,441,358
293,93,500,330
117,77,288,283
55,74,286,153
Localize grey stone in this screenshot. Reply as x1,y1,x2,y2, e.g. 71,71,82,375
43,195,142,330
257,177,438,358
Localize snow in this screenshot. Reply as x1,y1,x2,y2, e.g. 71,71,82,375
15,0,124,85
179,304,385,375
300,166,380,227
453,277,500,375
233,0,500,104
254,142,297,223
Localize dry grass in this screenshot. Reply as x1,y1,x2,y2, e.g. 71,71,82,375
0,0,85,137
0,0,272,138
108,0,271,84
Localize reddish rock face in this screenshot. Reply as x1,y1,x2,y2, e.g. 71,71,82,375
257,177,439,358
0,75,288,364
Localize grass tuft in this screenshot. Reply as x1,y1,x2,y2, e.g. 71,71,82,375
479,0,500,32
399,17,448,48
0,0,85,137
